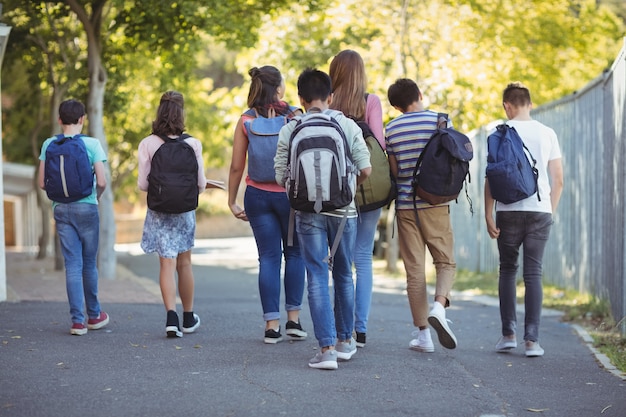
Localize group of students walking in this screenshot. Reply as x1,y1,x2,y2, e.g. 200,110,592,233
38,48,562,371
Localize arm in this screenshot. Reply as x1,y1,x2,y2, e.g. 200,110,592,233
38,160,45,190
228,117,249,221
357,167,372,185
93,161,107,200
190,139,208,193
388,153,398,179
548,158,563,213
274,123,292,186
137,138,152,192
483,179,499,239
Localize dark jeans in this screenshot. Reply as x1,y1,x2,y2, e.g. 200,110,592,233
496,211,553,342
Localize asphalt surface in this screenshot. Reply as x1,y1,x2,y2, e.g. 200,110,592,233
1,237,625,417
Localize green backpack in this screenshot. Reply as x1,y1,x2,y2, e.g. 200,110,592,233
354,120,396,211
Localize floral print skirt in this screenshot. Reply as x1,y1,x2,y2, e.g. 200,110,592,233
140,209,195,258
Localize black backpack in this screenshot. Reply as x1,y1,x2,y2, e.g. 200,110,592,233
147,134,199,214
411,113,473,210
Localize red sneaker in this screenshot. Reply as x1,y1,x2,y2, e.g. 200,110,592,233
70,323,87,336
87,312,110,330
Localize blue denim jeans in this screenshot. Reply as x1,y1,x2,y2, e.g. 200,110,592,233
54,203,102,324
296,211,357,348
496,211,553,342
244,186,305,321
353,208,382,334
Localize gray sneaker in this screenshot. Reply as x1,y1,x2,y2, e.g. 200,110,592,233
335,338,357,360
309,349,338,370
525,341,544,357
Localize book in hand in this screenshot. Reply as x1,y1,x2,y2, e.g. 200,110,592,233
206,179,225,190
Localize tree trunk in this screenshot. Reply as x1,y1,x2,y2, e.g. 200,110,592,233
67,0,117,279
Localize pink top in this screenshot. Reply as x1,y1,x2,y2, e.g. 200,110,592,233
365,93,385,149
137,134,207,193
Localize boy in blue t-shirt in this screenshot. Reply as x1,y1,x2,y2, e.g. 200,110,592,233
38,99,109,336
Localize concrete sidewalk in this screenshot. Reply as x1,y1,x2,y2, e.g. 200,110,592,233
5,250,162,304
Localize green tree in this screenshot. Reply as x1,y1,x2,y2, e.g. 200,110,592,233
1,0,297,277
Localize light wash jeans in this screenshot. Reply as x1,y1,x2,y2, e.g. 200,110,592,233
54,203,102,324
244,186,305,321
353,208,382,334
496,211,553,342
296,211,356,348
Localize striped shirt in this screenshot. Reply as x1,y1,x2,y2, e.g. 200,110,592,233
385,110,451,211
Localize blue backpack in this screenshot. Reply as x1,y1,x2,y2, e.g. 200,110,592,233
44,134,94,203
486,124,540,204
244,106,299,183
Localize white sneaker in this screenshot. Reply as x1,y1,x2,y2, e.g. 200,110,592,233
335,338,357,360
525,341,545,357
495,335,517,352
427,302,457,349
309,349,338,370
409,328,435,353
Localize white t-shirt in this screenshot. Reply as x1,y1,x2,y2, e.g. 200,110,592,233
495,119,561,213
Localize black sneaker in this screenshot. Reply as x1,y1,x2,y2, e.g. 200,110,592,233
166,310,182,338
356,332,366,348
285,320,307,339
264,327,283,344
182,312,200,334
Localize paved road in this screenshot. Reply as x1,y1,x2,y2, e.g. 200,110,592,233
1,237,624,417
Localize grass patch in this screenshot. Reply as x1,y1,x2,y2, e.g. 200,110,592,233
375,262,626,374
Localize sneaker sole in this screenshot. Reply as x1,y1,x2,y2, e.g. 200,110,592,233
264,336,283,344
308,361,338,370
285,329,308,339
496,343,517,352
428,315,457,349
87,316,109,330
70,328,87,336
409,345,435,353
166,326,183,338
525,350,544,357
182,315,200,334
336,349,357,360
355,342,366,348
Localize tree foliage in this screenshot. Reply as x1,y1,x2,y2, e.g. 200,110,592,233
2,0,624,199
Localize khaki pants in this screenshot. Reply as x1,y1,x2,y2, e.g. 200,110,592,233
396,207,456,328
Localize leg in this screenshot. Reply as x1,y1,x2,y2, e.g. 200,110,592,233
245,187,283,330
159,256,178,312
176,250,194,312
353,208,382,335
329,216,357,342
396,210,428,328
275,194,305,324
521,213,552,342
496,211,525,338
75,204,102,320
421,206,458,349
296,212,336,349
54,204,86,325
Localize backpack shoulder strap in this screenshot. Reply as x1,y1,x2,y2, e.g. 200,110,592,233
243,108,258,118
437,113,449,129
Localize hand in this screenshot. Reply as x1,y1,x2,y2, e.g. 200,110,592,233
267,107,276,118
230,204,248,222
485,216,500,239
